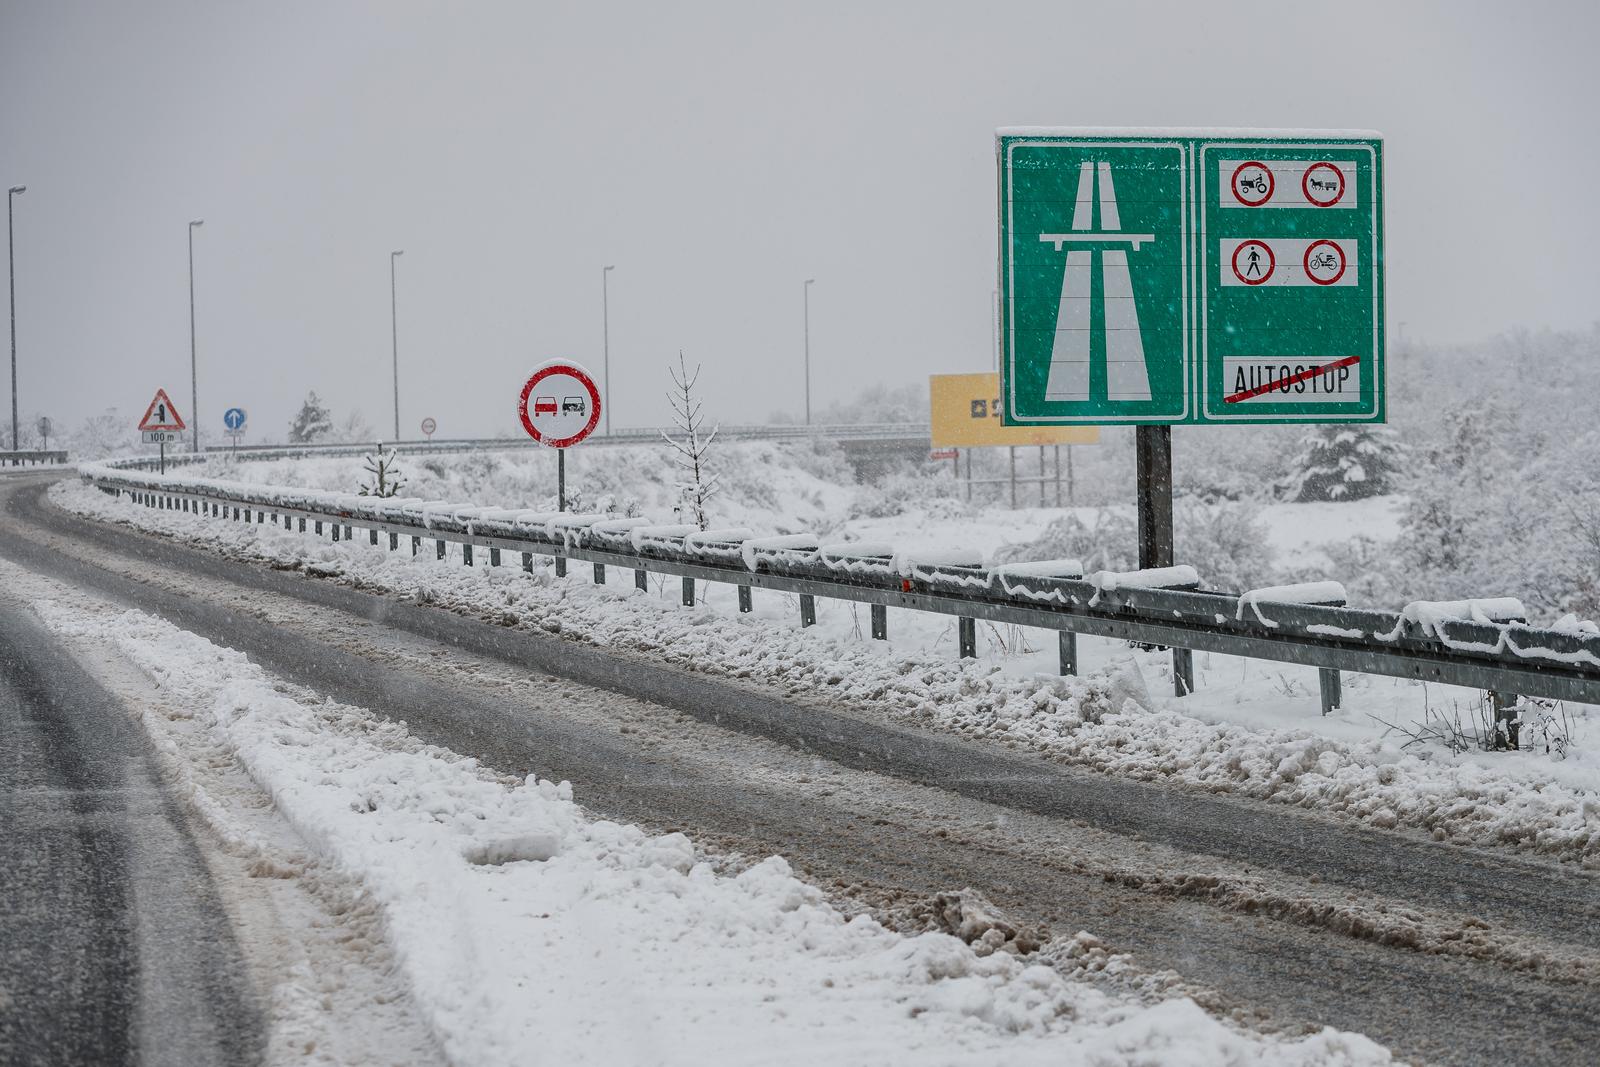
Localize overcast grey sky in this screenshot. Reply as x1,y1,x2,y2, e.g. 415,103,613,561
3,0,1597,441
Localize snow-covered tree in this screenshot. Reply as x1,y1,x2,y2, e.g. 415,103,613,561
1280,424,1402,502
73,409,136,459
288,391,333,444
334,409,375,444
358,445,407,497
662,352,719,530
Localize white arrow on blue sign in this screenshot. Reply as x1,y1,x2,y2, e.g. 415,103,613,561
223,407,247,431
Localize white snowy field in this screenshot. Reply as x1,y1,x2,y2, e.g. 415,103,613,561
3,556,1393,1066
55,455,1600,870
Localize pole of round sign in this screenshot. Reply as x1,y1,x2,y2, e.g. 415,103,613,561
803,278,814,426
189,219,203,453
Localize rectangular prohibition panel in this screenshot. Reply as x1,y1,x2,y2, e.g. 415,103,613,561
997,128,1384,426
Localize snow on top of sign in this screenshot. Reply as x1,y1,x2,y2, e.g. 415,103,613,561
997,126,1384,140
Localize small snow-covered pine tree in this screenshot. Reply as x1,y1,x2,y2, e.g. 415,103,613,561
358,444,406,497
1281,424,1402,502
288,391,334,444
662,352,719,530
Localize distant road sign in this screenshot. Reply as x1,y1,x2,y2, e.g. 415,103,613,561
518,362,601,448
930,373,1099,448
997,128,1385,426
223,407,247,431
420,416,437,438
36,416,52,439
138,388,186,432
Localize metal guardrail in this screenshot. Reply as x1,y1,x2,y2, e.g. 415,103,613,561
79,462,1600,730
2,450,69,467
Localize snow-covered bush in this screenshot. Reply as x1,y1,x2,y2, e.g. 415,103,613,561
1280,424,1403,502
849,468,964,520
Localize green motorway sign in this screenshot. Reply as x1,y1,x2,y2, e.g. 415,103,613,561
998,129,1384,425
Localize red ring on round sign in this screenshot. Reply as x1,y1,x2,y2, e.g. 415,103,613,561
420,417,436,435
1231,240,1275,285
1303,239,1347,285
518,363,602,448
1230,161,1274,207
1301,162,1346,207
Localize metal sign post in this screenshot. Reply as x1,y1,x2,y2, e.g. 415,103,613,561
222,407,247,457
36,415,50,451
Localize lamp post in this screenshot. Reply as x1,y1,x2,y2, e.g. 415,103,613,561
803,278,815,426
8,185,23,451
602,264,615,435
188,219,203,452
390,250,403,439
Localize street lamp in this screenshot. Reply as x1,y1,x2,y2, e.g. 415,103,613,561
390,250,403,439
188,219,203,452
803,278,815,426
602,265,615,435
8,185,24,452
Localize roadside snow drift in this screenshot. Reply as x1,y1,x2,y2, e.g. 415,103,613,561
31,598,1387,1066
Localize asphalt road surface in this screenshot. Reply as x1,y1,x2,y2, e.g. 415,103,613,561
2,471,1598,1066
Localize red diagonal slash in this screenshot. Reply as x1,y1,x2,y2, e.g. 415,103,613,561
1224,355,1361,404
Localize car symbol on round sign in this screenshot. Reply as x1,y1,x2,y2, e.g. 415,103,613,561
1303,239,1348,285
1230,161,1274,207
420,416,437,438
518,361,602,448
1302,162,1346,207
1231,239,1276,285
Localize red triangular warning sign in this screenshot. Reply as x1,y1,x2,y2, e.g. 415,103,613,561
138,388,186,431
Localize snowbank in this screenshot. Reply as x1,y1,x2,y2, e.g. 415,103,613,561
29,596,1390,1067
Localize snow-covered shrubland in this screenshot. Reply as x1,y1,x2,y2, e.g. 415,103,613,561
55,479,1600,867
20,573,1389,1066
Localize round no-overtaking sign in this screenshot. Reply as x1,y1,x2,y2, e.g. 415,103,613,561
518,361,601,448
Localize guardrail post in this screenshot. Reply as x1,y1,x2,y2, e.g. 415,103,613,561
1173,648,1195,696
871,603,887,640
1490,691,1521,750
799,593,816,627
738,586,752,613
635,568,647,591
298,517,306,533
1059,630,1077,675
1319,669,1341,716
682,576,695,606
594,563,606,584
958,617,976,659
489,547,500,567
343,524,352,540
332,523,340,542
413,536,421,556
369,528,378,546
436,539,446,561
555,557,567,577
521,551,533,572
389,532,399,551
463,544,473,566
314,520,323,535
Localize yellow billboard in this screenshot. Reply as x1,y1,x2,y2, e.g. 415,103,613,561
930,373,1100,448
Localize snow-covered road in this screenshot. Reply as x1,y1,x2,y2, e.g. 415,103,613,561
4,471,1598,1065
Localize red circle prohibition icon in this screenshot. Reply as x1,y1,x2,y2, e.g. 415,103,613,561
1303,239,1348,285
1302,162,1346,207
1231,240,1275,285
1231,161,1274,207
518,362,602,448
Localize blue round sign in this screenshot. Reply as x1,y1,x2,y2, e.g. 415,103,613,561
223,407,247,431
